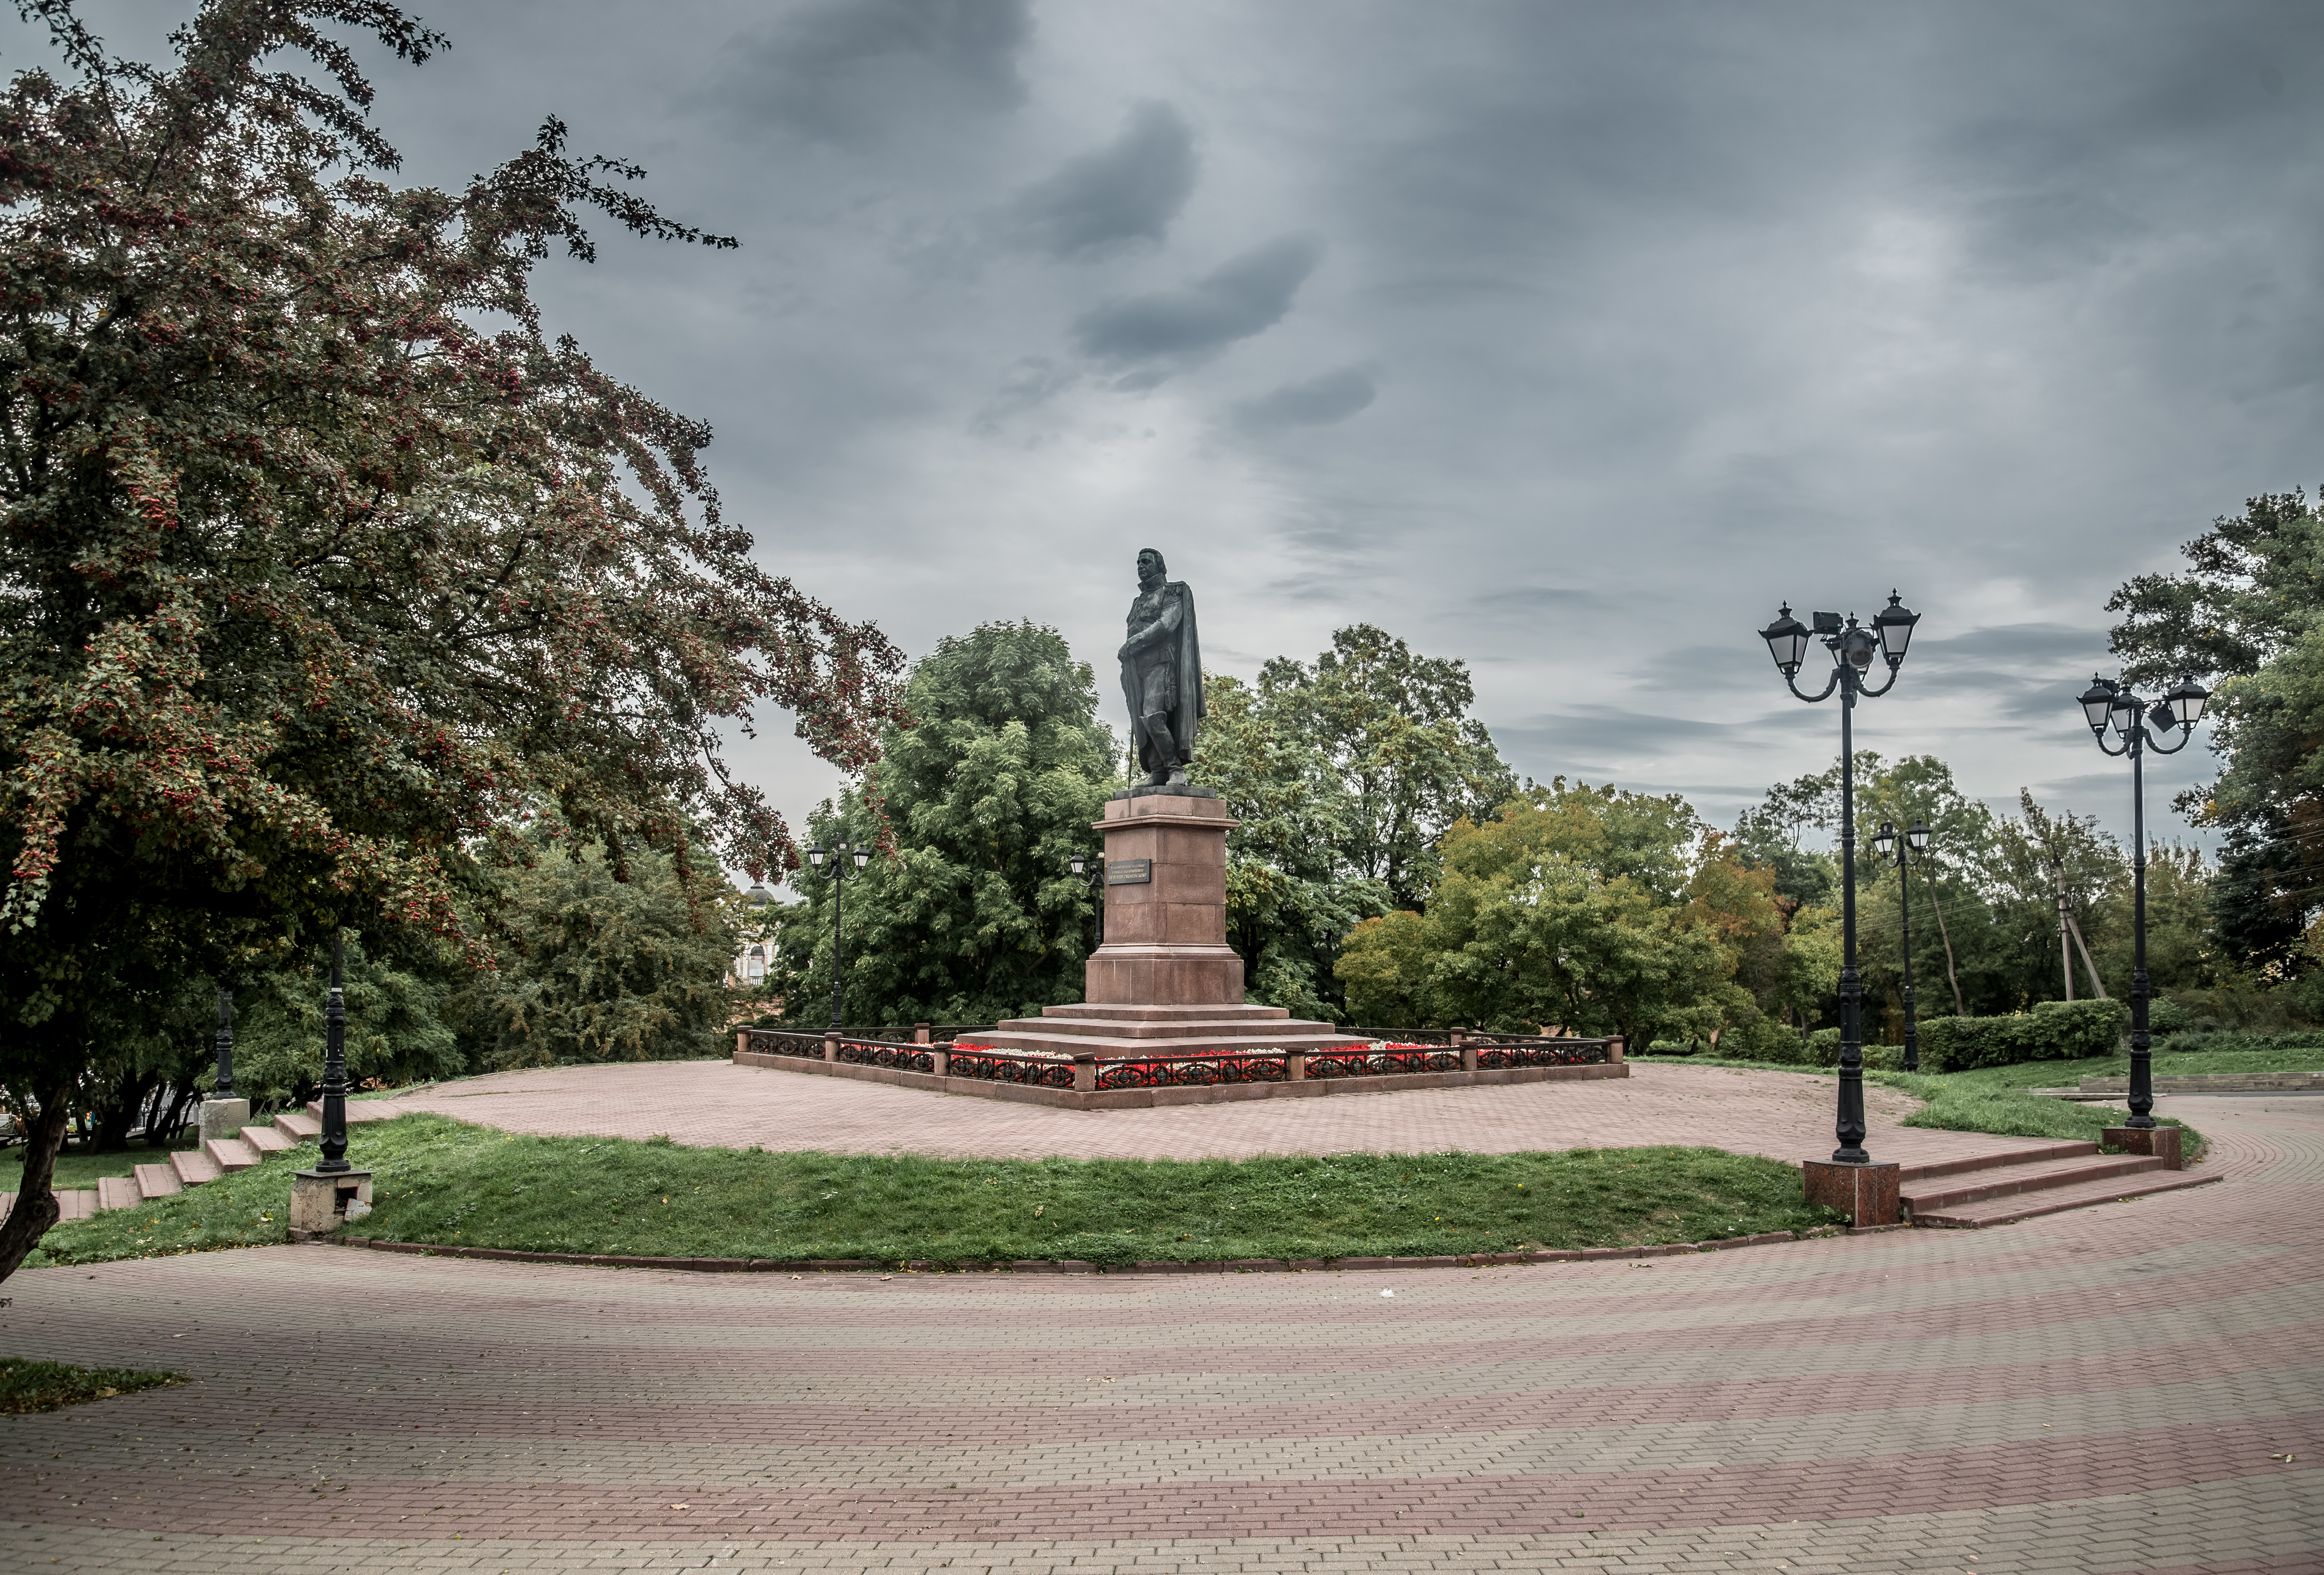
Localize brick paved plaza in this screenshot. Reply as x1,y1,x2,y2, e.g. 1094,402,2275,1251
1,1078,2317,1573
384,1056,2041,1168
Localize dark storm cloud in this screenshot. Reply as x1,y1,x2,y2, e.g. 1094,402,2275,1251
1230,367,1376,434
1070,234,1324,383
1003,101,1197,258
710,0,1031,142
162,0,2322,853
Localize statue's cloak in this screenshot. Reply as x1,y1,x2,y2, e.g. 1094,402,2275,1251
1121,579,1204,770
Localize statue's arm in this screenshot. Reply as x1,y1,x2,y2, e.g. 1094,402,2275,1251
1120,587,1185,656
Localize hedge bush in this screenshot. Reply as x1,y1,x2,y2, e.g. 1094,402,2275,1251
1916,999,2130,1073
1802,1027,1903,1071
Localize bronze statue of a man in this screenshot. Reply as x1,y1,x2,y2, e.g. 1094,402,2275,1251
1119,547,1203,787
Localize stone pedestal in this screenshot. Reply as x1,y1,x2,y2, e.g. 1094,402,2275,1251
2103,1125,2183,1170
1803,1159,1901,1227
984,788,1369,1060
1085,790,1245,1006
197,1097,249,1145
289,1168,373,1234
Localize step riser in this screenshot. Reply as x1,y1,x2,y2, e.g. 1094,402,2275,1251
1896,1142,2097,1183
1904,1157,2164,1213
1915,1172,2220,1228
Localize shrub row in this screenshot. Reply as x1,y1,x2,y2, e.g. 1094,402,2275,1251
1914,999,2130,1073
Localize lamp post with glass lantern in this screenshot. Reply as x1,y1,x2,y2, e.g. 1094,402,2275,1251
1067,852,1104,949
1870,820,1931,1072
2074,674,2210,1129
805,842,871,1033
1757,593,1921,1164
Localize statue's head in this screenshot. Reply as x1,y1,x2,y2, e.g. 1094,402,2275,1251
1137,547,1166,585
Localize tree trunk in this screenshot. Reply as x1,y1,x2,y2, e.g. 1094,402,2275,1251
0,1081,75,1284
93,1066,154,1150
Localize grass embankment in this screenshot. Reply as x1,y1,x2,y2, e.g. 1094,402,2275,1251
22,1114,1843,1270
1942,1042,2324,1090
1,1358,184,1414
1632,1055,2203,1152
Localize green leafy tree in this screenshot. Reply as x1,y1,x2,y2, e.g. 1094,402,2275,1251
1337,781,1726,1041
224,933,465,1104
777,622,1115,1025
1192,673,1384,1021
1254,625,1514,911
0,1,904,1281
2109,489,2322,989
454,834,739,1069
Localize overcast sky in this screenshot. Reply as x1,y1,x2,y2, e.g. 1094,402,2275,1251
18,2,2321,887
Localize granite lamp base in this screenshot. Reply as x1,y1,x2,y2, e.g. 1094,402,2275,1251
1803,1159,1902,1227
289,1168,373,1234
197,1097,250,1145
2103,1125,2182,1170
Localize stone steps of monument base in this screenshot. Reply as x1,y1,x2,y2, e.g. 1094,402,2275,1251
1029,1003,1296,1024
979,1030,1376,1058
992,1019,1374,1046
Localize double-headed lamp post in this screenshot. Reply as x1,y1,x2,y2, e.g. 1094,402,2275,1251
1869,820,1931,1072
1758,593,1921,1164
804,841,871,1033
2075,673,2210,1129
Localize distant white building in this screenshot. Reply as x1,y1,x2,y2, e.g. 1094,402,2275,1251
729,882,776,989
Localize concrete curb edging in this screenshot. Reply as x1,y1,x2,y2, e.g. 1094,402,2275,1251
312,1225,1846,1274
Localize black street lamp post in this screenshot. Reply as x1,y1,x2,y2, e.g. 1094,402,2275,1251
316,930,350,1175
213,986,235,1099
1870,820,1931,1073
1068,852,1105,949
806,842,872,1033
2075,674,2210,1128
1759,593,1920,1164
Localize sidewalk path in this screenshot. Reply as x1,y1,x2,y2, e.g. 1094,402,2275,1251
385,1056,2061,1168
0,1094,2314,1573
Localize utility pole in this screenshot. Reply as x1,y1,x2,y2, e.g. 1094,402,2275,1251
2053,858,2074,1002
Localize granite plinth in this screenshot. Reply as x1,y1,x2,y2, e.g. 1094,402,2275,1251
197,1097,250,1145
2103,1124,2183,1170
1802,1158,1902,1227
1085,791,1244,1006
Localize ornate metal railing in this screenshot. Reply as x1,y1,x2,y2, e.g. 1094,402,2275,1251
1476,1039,1612,1069
943,1048,1077,1089
835,1040,936,1073
745,1030,828,1060
1303,1045,1466,1078
747,1028,1615,1086
1094,1054,1289,1090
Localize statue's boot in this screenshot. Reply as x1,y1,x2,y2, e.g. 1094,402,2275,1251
1143,713,1176,785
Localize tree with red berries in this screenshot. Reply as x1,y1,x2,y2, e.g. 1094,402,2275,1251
0,0,905,1279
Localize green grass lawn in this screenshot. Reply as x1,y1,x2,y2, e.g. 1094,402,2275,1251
1,1357,185,1414
20,1114,1845,1270
1631,1054,2201,1152
1940,1043,2324,1090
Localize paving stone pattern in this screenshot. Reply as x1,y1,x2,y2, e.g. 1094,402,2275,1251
386,1057,2037,1167
0,1090,2316,1573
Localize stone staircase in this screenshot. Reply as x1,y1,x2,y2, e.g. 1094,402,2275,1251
1901,1139,2220,1228
0,1098,406,1224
